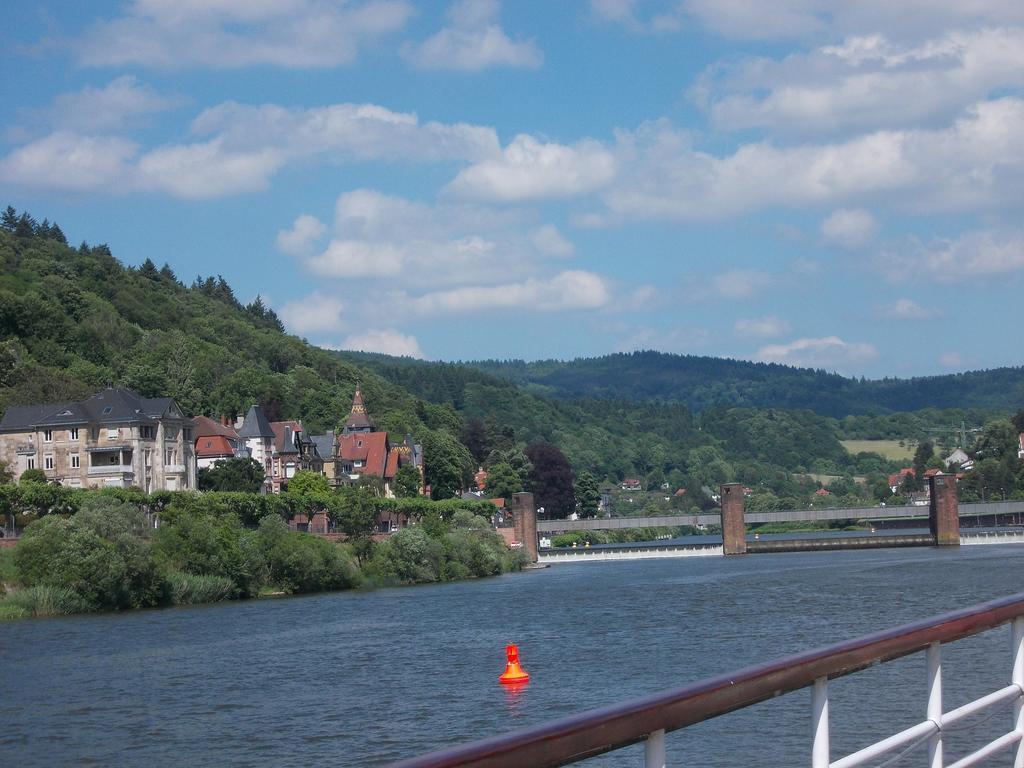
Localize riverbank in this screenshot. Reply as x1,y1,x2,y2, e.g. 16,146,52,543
0,494,524,620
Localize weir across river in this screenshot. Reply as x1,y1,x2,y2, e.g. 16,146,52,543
513,476,1024,561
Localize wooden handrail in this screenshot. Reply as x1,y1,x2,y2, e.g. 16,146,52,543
391,592,1024,768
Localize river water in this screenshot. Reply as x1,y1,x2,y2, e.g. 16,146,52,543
4,544,1024,767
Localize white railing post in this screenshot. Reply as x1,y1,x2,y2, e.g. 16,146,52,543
1013,618,1024,768
928,641,943,768
645,729,666,768
812,676,829,768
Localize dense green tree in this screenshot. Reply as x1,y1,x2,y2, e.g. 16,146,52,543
973,419,1019,462
484,462,521,501
19,468,47,485
393,465,422,498
525,441,575,518
421,430,473,499
574,470,600,517
139,259,159,279
287,469,330,499
1012,410,1024,435
912,440,934,488
1,206,17,231
14,497,166,610
197,458,265,493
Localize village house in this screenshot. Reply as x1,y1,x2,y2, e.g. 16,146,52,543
313,388,423,497
234,405,322,493
0,387,196,492
192,415,247,470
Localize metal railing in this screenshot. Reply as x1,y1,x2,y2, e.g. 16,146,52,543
392,593,1024,768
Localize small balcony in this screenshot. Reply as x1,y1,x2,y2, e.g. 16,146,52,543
88,465,135,477
15,443,35,455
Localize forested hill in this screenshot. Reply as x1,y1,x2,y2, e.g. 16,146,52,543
0,212,474,492
465,352,1024,417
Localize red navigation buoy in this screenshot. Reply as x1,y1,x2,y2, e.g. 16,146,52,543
499,643,530,685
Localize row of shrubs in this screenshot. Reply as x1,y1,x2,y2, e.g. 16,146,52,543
0,494,524,619
1,482,501,531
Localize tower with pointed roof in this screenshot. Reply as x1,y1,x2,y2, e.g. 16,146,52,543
238,404,275,489
342,387,374,435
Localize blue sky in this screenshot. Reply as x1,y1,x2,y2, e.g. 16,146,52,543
2,1,1022,377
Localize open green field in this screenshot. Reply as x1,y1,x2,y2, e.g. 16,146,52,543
841,439,915,462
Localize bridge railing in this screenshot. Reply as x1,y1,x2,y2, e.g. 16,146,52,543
391,593,1024,768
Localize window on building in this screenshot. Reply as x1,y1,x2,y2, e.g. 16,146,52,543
140,426,155,439
165,449,176,466
44,456,54,470
43,429,53,442
145,450,152,467
166,427,179,441
71,454,80,469
26,457,35,470
70,428,79,441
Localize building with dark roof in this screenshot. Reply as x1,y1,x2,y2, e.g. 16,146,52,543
317,388,423,496
0,387,195,492
267,419,323,493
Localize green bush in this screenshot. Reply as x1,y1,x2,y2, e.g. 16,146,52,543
14,499,167,610
166,571,235,605
153,513,266,597
256,515,358,594
442,529,502,579
366,526,443,584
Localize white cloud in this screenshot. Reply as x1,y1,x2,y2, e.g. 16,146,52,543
276,214,327,257
879,298,938,320
307,240,408,279
734,316,790,338
694,28,1024,136
448,134,617,202
0,132,139,194
0,100,499,199
136,140,284,198
821,208,878,249
189,101,499,163
605,98,1024,220
711,269,774,299
880,229,1024,281
293,189,583,294
680,1,1024,42
589,0,686,33
529,224,575,257
77,0,414,69
757,336,878,370
277,292,346,336
334,329,426,358
403,0,542,71
46,76,182,132
407,270,610,315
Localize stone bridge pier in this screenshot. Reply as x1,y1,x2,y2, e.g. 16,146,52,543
511,492,539,563
718,475,961,556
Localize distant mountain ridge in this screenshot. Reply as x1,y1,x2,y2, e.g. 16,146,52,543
463,351,1024,417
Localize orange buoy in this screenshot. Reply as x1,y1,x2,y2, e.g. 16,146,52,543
499,643,530,685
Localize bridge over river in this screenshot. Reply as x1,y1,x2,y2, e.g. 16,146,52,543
537,499,1024,533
